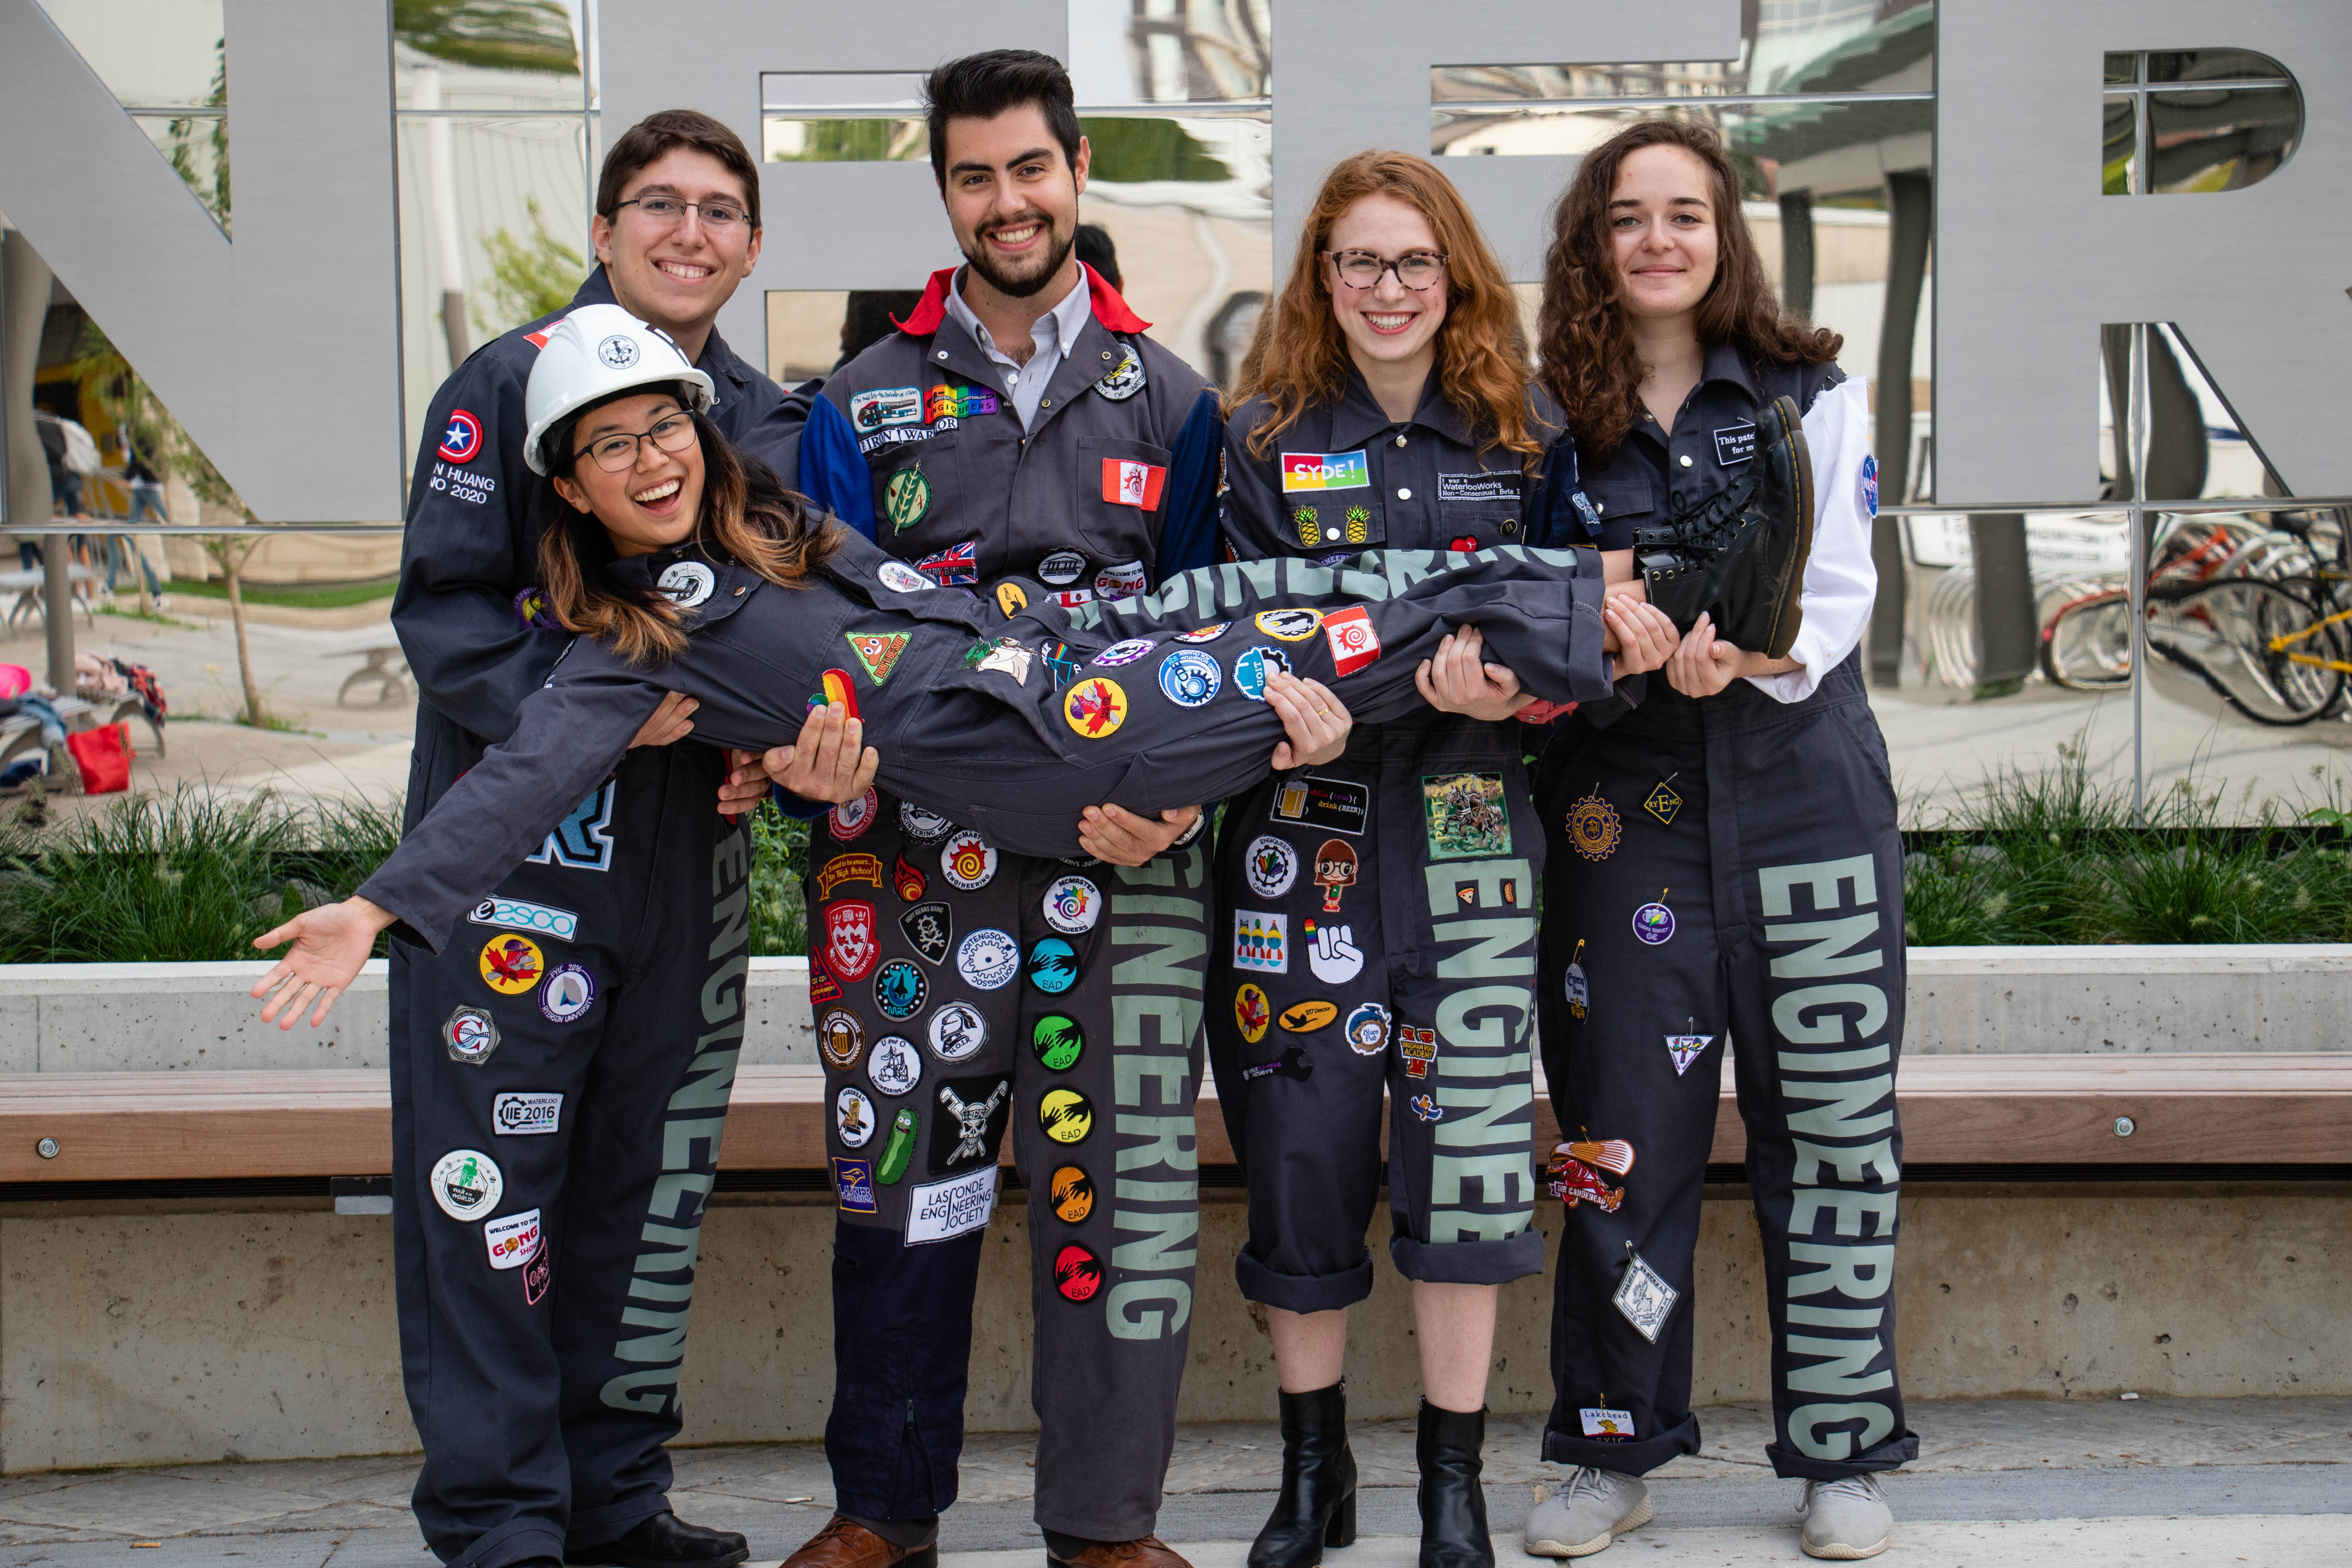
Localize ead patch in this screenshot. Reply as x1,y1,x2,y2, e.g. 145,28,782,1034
1032,1013,1084,1072
1028,937,1079,994
1039,1086,1094,1145
1712,422,1757,466
1050,1164,1095,1224
931,1075,1013,1173
1422,771,1511,860
1054,1241,1105,1302
1271,774,1369,835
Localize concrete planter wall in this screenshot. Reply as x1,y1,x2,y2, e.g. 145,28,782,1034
0,945,2343,1072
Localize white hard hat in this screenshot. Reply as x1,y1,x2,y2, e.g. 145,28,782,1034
523,303,716,475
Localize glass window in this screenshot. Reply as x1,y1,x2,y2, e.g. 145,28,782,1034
2147,85,2299,193
1433,0,1931,101
2145,49,2287,84
1067,0,1271,105
2104,52,2139,86
33,0,225,108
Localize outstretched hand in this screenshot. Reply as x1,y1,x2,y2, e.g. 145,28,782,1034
251,897,397,1030
1264,671,1351,769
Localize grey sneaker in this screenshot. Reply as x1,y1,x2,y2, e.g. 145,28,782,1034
1797,1474,1892,1560
1522,1468,1650,1558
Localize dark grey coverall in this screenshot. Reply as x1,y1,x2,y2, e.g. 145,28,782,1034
784,265,1224,1544
1532,347,1918,1483
390,267,793,1568
1205,376,1592,1311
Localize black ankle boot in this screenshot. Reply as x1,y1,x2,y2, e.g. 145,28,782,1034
1415,1400,1491,1568
1247,1381,1358,1568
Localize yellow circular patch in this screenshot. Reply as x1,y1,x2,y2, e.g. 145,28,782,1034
1567,795,1623,862
479,934,544,995
1280,999,1339,1033
1234,983,1271,1044
1064,677,1129,738
1254,607,1323,642
1039,1087,1094,1144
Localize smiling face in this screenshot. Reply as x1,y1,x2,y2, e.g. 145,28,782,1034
1607,143,1721,328
591,147,764,343
938,104,1089,300
549,391,704,558
1324,192,1449,374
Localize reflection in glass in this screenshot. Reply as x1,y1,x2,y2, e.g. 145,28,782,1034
392,1,581,112
1066,0,1270,105
2145,49,2288,84
32,0,226,107
2102,95,2136,195
1430,0,1931,102
396,115,590,456
2104,52,2138,86
2148,86,2299,193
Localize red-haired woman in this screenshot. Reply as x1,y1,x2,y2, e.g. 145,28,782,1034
1207,151,1678,1568
1520,120,1906,1562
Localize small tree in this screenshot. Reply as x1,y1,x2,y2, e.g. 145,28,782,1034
473,196,585,337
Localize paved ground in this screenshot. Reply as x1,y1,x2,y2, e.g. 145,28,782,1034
0,1400,2340,1567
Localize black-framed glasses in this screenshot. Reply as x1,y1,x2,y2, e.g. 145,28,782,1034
612,195,749,230
576,412,697,473
1323,249,1449,291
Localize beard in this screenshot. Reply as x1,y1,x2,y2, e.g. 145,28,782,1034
961,211,1077,299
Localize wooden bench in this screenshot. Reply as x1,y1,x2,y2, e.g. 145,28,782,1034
1,1055,2343,1184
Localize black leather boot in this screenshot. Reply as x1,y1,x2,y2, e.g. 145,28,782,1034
1415,1400,1491,1568
1635,392,1815,658
1248,1381,1358,1568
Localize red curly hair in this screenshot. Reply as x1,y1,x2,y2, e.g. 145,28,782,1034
1235,150,1544,464
1536,118,1840,466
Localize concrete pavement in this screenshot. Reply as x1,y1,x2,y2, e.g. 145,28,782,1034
0,1400,2340,1567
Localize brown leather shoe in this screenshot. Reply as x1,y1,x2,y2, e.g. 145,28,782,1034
1047,1537,1194,1568
784,1516,938,1568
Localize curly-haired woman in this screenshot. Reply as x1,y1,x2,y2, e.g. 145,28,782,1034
1205,151,1679,1568
1517,119,1910,1563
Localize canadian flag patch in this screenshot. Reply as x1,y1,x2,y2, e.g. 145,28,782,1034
1322,606,1381,676
1101,458,1168,511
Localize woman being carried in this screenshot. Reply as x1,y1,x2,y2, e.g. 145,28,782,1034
254,305,1683,1028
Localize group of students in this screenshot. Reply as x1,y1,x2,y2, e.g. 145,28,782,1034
253,45,1911,1568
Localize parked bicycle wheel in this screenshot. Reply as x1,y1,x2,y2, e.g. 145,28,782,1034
2147,578,2346,726
2039,588,2134,691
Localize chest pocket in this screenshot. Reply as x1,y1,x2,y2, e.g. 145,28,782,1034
1433,470,1529,551
1075,434,1174,575
1582,472,1657,552
869,426,962,545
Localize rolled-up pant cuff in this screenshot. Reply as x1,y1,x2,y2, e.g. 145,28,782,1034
1542,1413,1700,1479
1768,1430,1918,1481
1389,1226,1545,1286
1235,1248,1375,1314
450,1519,567,1568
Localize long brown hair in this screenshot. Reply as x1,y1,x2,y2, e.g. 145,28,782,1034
537,403,839,666
1536,119,1841,466
1236,150,1543,463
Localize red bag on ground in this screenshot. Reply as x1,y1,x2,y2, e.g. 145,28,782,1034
64,721,133,793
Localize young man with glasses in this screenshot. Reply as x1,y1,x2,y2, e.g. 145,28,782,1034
772,48,1233,1568
389,109,805,1568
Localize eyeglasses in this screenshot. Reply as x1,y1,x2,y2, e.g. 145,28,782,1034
612,195,750,230
575,412,697,473
1323,249,1449,291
